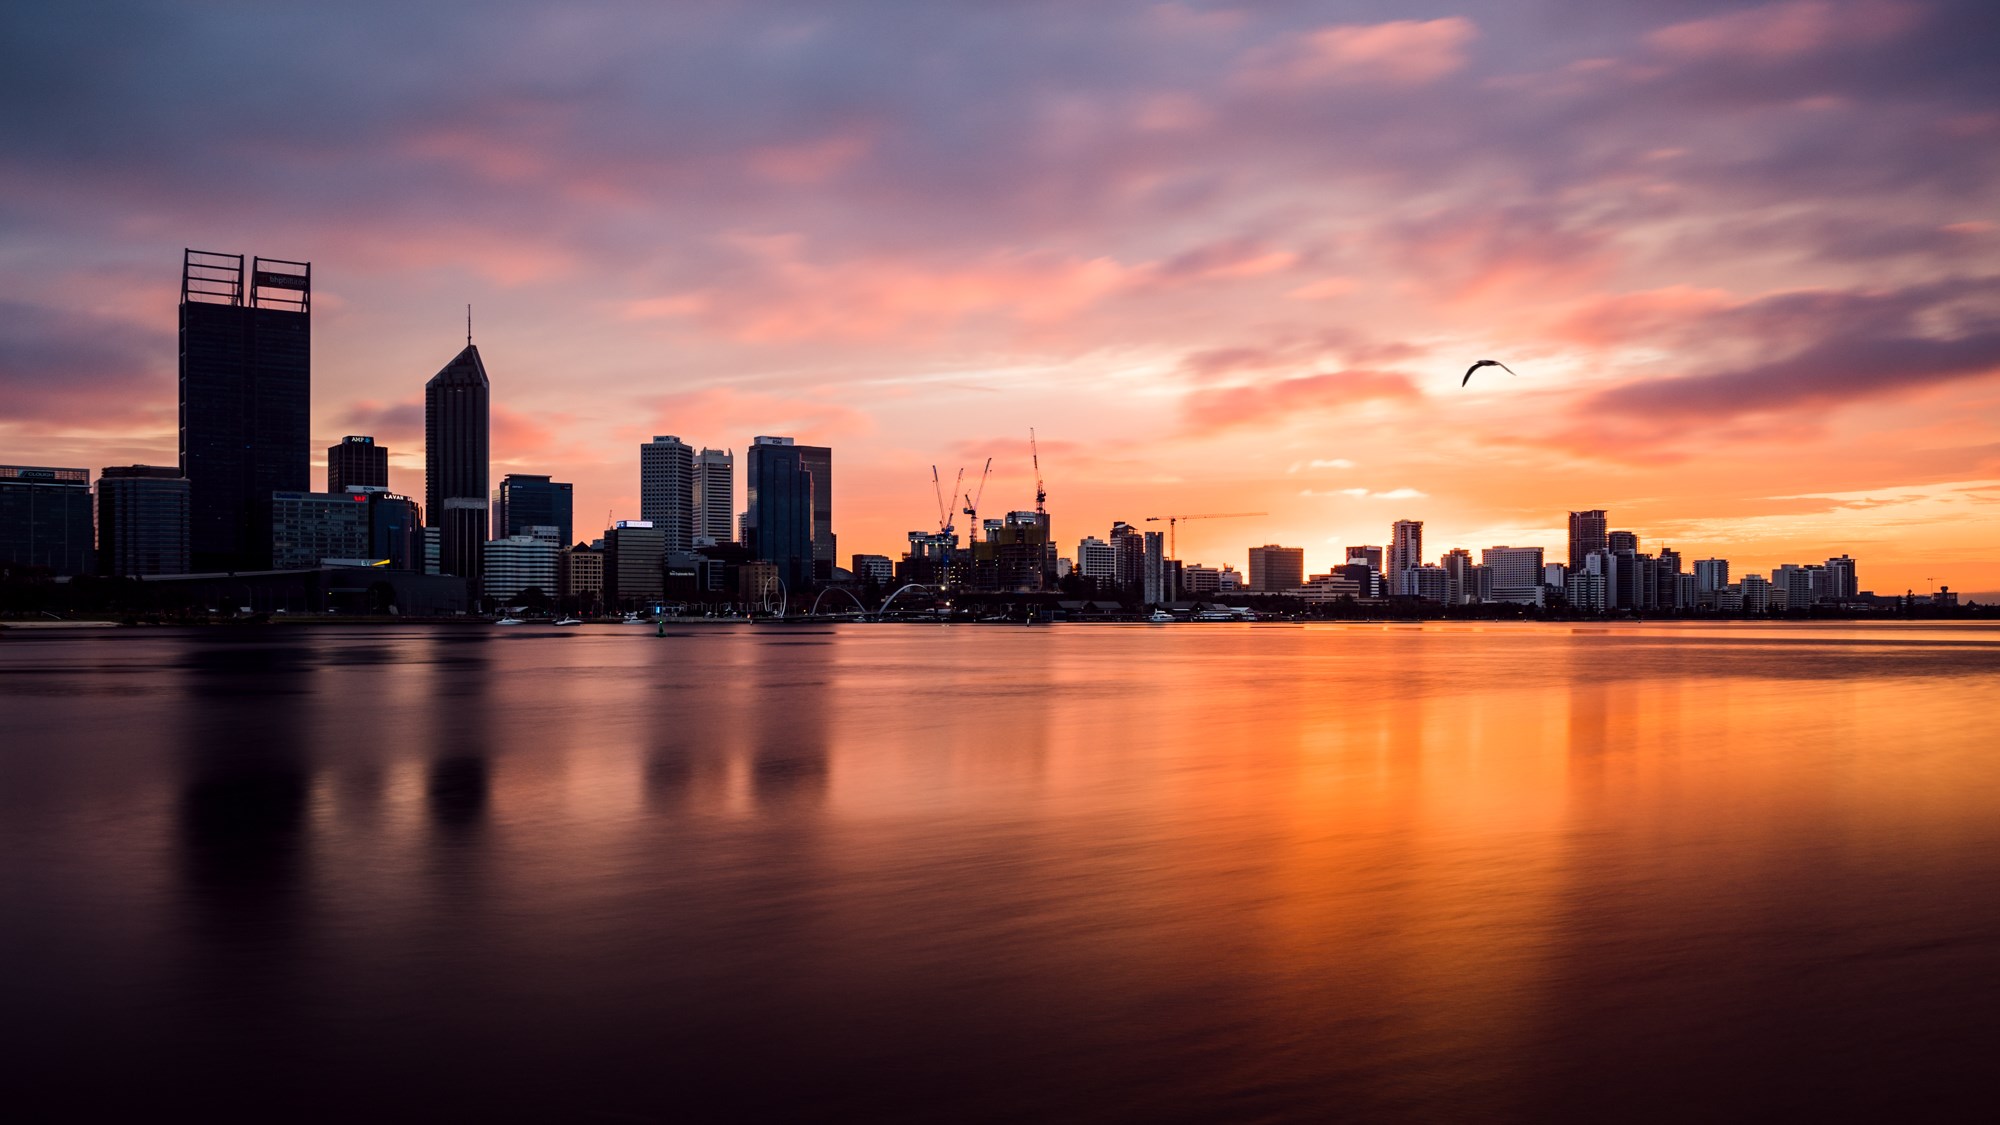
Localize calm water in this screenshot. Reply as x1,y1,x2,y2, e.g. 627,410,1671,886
3,622,1998,1122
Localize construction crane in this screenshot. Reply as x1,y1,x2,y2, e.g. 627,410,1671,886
931,465,963,538
962,457,993,544
1144,512,1266,558
1030,428,1046,515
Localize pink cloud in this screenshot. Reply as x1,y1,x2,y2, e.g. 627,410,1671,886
749,128,877,184
1647,1,1922,61
1181,370,1420,433
1241,18,1478,89
629,387,874,448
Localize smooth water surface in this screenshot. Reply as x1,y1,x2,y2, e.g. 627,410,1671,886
4,622,1998,1121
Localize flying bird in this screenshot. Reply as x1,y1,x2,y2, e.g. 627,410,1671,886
1461,359,1517,386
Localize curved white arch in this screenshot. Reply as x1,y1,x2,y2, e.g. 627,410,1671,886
878,583,939,618
810,586,867,617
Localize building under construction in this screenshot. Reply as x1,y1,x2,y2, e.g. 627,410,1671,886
965,510,1055,592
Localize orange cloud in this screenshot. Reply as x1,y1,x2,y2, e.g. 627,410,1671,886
1181,370,1420,433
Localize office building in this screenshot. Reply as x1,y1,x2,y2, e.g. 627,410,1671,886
693,447,735,544
560,543,604,610
641,435,695,551
1567,510,1607,572
1247,544,1305,592
1481,545,1545,606
1076,536,1117,586
1694,558,1730,605
1608,529,1639,553
1824,555,1858,602
850,553,894,586
795,442,835,580
1390,521,1423,593
604,520,665,609
497,474,573,546
365,491,423,570
179,250,311,570
1346,546,1385,575
270,491,374,569
1299,573,1364,602
744,437,815,589
327,436,388,494
1,465,95,575
1217,566,1244,592
1405,565,1450,602
425,340,490,580
484,535,561,603
97,466,189,577
1180,564,1221,596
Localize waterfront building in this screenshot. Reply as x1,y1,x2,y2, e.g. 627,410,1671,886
1390,521,1423,593
1442,548,1475,605
1740,573,1772,613
364,491,422,570
1247,544,1305,592
327,435,388,494
425,340,490,580
1143,531,1169,604
1110,521,1145,593
851,553,894,586
640,436,695,552
1346,545,1385,575
1,465,95,575
604,520,665,609
270,491,373,569
1567,569,1609,612
1405,564,1450,602
1299,573,1364,602
744,436,816,589
1216,566,1244,592
1076,536,1117,586
693,448,735,543
1480,546,1545,605
1567,510,1607,572
1824,555,1858,602
559,543,604,611
483,535,560,604
97,466,189,577
1181,564,1221,596
1694,559,1730,605
496,474,573,546
179,250,310,570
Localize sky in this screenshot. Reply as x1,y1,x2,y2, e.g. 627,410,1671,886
3,0,1997,595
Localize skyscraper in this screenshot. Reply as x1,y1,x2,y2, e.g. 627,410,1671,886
425,341,490,580
1480,545,1545,605
179,250,310,570
744,436,815,589
795,443,834,579
640,436,695,551
693,447,735,543
497,474,573,545
1247,544,1305,592
97,466,189,577
327,435,388,494
1568,510,1608,572
1390,520,1423,594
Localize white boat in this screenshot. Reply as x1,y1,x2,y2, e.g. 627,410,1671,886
1147,609,1175,623
496,617,527,625
552,616,583,626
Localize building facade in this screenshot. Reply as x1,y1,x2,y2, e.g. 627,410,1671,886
1247,544,1305,592
1480,545,1546,605
498,474,573,546
1568,510,1607,572
179,250,311,570
270,491,374,569
0,466,95,575
850,553,894,586
327,435,388,494
640,435,695,552
745,437,815,590
97,466,189,577
604,520,665,609
425,342,490,580
484,535,561,604
1390,521,1423,594
693,447,734,543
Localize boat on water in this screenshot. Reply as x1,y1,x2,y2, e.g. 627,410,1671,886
496,617,528,625
553,616,583,626
1147,609,1175,623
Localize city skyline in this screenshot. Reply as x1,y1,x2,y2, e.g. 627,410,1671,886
3,3,1997,594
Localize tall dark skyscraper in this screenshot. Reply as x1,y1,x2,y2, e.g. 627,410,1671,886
97,465,189,577
425,341,490,580
328,435,389,493
497,474,572,545
1568,509,1608,572
744,436,815,590
179,250,310,570
795,443,834,580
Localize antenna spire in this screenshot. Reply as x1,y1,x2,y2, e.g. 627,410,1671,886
466,304,472,346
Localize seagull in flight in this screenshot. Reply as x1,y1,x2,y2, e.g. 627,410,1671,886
1461,359,1517,386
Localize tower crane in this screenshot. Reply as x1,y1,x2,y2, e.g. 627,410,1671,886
931,465,962,538
1144,512,1266,558
1030,428,1046,515
962,458,993,543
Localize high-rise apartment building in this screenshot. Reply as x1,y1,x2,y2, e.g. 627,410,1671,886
97,466,189,576
693,447,734,543
1824,555,1858,601
327,435,388,494
1608,530,1639,553
1406,565,1450,602
744,437,815,589
1247,544,1305,592
641,436,695,551
1567,510,1607,572
1480,545,1545,605
1143,530,1169,604
179,250,310,570
1442,548,1475,606
425,341,490,580
1076,536,1117,585
498,474,573,546
1390,520,1423,593
1694,558,1730,603
1,466,95,575
1110,521,1145,591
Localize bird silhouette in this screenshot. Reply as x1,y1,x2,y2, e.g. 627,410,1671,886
1461,359,1517,386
